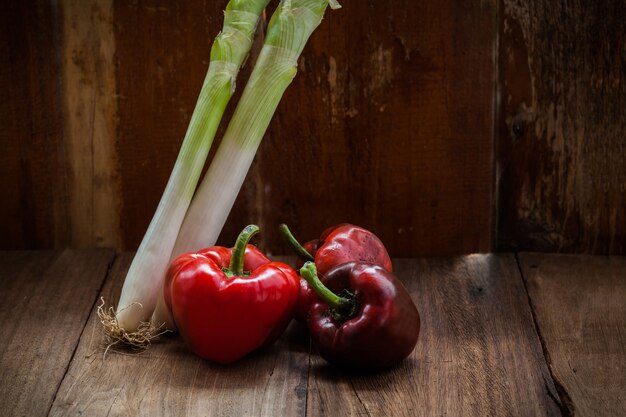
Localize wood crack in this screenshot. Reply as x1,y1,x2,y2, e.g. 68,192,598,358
514,254,574,417
551,375,575,417
106,382,125,417
349,379,371,417
46,251,117,417
544,375,562,410
302,337,311,417
46,253,117,415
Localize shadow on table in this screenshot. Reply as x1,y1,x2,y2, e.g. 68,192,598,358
309,355,419,389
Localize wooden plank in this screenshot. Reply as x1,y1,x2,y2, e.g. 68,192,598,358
250,0,496,256
0,1,67,249
307,255,561,416
519,253,626,416
60,0,121,248
0,250,115,417
50,253,309,417
497,0,626,255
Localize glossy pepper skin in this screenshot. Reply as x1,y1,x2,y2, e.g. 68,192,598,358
165,225,299,364
280,224,393,323
297,223,393,275
164,245,270,313
301,261,420,371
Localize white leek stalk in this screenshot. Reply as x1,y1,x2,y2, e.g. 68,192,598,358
102,0,270,345
151,0,341,331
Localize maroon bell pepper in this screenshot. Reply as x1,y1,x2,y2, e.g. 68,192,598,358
279,223,393,322
280,223,393,275
300,261,420,371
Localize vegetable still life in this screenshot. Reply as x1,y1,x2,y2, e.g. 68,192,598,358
99,0,341,345
7,0,623,413
98,0,420,372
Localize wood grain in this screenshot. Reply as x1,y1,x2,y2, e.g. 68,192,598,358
0,0,498,256
519,253,626,416
0,250,114,417
251,0,496,256
307,255,561,416
3,0,626,256
60,0,121,248
61,0,494,256
0,1,67,249
498,0,626,254
50,253,309,417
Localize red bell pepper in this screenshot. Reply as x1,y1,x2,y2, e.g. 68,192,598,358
279,223,393,322
300,261,420,371
164,225,299,364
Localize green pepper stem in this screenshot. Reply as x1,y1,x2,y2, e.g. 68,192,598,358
229,224,260,275
279,224,315,262
300,262,352,312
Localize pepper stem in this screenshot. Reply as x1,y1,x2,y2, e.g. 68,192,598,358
279,224,315,262
229,224,260,275
300,262,354,317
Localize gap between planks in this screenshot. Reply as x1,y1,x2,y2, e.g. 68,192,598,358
514,253,570,416
517,252,626,417
47,252,118,417
0,250,115,417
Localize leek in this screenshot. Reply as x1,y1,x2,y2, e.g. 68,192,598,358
101,0,270,345
151,0,341,330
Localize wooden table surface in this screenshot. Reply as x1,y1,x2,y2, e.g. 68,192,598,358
0,250,624,417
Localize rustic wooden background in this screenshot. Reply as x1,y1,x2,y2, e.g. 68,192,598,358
1,0,624,256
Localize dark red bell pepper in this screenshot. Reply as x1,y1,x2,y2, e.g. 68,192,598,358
164,225,299,364
300,261,420,371
279,223,393,322
280,223,393,275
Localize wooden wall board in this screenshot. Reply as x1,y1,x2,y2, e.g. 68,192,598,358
60,0,121,249
497,0,626,254
7,0,625,256
306,255,561,416
0,2,67,249
250,0,496,256
113,0,496,256
50,253,310,417
0,250,114,417
519,253,626,417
